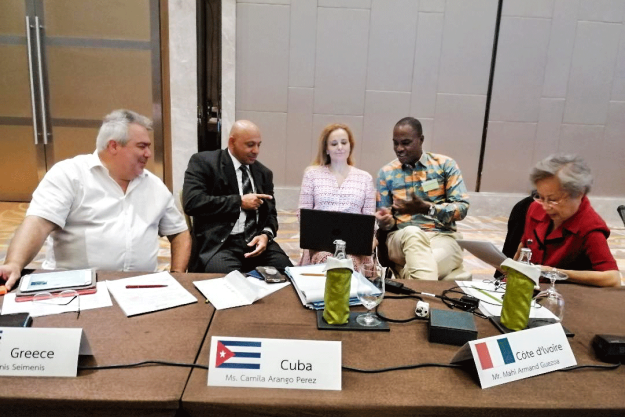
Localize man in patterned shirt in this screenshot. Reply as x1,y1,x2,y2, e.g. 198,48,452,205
376,117,469,280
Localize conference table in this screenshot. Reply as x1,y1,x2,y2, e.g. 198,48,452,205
0,271,215,417
0,272,624,416
182,278,625,417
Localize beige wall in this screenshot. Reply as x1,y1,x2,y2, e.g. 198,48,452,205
168,0,625,224
230,0,625,197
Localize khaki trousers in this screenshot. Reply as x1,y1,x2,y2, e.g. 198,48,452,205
386,226,463,280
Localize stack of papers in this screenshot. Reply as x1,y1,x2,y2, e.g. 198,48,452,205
457,280,557,320
193,270,290,310
285,264,379,310
106,272,197,317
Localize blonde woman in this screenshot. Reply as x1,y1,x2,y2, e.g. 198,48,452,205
297,124,376,269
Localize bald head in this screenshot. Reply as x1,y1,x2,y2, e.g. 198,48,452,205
230,120,260,138
228,120,262,165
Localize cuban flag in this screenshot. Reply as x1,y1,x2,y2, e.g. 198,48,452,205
215,340,262,369
474,337,515,370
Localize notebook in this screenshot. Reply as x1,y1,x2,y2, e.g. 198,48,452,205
299,209,375,256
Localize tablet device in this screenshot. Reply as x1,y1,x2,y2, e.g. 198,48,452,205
299,209,375,256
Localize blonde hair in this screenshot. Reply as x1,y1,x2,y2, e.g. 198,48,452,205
312,123,355,166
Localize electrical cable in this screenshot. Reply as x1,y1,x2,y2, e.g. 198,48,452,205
375,295,426,323
557,363,621,372
385,280,491,318
342,363,463,373
76,360,621,374
78,360,208,371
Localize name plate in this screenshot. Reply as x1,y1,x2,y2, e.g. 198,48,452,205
0,327,89,377
208,336,341,390
452,323,576,389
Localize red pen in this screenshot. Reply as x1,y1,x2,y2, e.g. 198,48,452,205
125,285,168,289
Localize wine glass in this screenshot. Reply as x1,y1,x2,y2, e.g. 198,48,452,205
534,269,567,321
356,263,385,326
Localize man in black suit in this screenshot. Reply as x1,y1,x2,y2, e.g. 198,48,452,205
182,120,293,273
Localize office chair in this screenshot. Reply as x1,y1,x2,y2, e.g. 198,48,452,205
618,205,625,227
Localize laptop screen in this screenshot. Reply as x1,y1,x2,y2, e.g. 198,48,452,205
299,209,375,256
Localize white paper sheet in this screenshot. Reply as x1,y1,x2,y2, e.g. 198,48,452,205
1,282,113,317
457,240,508,270
193,271,290,310
457,280,556,319
106,272,197,317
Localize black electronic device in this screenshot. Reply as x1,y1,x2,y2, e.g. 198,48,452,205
428,309,477,346
384,279,415,295
299,209,375,256
256,266,286,283
0,312,33,327
592,334,625,363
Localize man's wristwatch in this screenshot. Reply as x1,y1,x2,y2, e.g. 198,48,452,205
260,230,274,242
428,204,436,217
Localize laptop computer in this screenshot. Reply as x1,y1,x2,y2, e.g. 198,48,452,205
299,209,375,256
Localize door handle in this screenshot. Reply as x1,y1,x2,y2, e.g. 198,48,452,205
34,16,49,145
25,16,40,145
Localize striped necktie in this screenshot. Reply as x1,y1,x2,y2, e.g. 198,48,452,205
240,165,257,241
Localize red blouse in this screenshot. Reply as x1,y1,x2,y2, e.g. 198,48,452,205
521,196,618,272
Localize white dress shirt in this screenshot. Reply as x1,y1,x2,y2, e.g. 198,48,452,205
27,152,188,271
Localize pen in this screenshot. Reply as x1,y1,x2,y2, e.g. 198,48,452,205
475,288,502,304
126,285,168,289
300,273,325,276
0,286,7,296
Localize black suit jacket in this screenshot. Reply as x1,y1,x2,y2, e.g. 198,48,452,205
182,149,279,272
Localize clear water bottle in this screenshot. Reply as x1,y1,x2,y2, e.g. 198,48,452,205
519,248,532,264
333,239,346,259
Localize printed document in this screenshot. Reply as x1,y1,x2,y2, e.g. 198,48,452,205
193,270,290,310
457,280,557,319
106,272,197,317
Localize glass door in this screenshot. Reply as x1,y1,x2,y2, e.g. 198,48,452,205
0,0,164,202
0,0,44,201
39,0,164,177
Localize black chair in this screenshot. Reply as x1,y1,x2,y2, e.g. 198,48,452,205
618,205,625,227
494,193,535,279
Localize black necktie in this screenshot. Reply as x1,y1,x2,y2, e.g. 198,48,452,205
240,165,257,241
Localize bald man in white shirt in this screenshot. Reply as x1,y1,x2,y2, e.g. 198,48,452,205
0,109,191,291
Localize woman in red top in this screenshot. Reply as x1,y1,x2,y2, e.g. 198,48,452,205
517,154,621,287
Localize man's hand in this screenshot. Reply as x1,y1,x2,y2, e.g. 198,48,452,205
241,193,272,211
0,262,22,291
393,191,430,215
375,208,396,231
244,233,269,258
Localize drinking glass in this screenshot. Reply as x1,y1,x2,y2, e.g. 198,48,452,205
356,263,385,326
534,269,567,321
